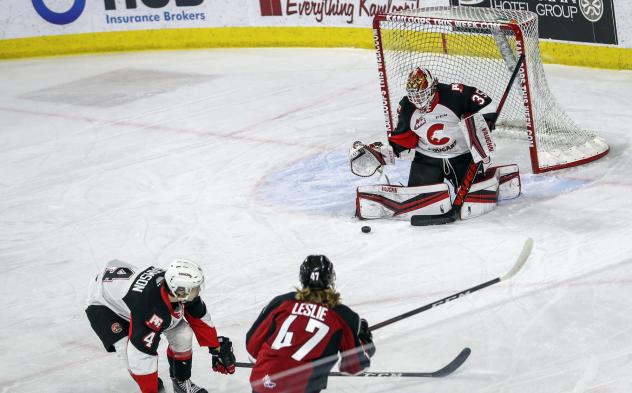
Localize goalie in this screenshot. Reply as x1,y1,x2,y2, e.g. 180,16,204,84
351,67,521,222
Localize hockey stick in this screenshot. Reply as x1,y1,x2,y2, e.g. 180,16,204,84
235,347,470,378
236,239,531,378
369,237,533,330
330,346,470,377
411,53,525,227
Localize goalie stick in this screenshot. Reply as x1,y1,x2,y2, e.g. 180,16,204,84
369,237,533,330
411,53,525,227
236,347,470,378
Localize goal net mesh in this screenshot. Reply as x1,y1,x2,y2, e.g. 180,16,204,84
374,6,608,173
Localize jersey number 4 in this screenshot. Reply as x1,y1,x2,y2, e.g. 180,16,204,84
271,315,330,361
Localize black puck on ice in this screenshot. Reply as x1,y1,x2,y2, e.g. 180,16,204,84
361,225,371,233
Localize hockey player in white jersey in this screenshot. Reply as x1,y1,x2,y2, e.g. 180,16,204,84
351,67,520,221
86,259,236,393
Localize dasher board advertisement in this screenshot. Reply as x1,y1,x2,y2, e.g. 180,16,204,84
451,0,618,45
1,0,432,40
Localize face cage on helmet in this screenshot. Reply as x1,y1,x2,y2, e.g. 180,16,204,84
170,284,202,303
407,86,435,113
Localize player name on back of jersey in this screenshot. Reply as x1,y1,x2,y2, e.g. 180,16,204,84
291,302,328,322
131,267,164,293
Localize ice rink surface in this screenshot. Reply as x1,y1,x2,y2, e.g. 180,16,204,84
1,48,631,392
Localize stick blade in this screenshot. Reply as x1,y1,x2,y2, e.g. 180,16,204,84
429,347,471,377
501,237,533,281
411,210,458,226
327,347,472,378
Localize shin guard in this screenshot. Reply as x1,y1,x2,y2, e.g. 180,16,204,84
460,171,499,220
356,183,452,220
167,347,193,382
486,164,521,200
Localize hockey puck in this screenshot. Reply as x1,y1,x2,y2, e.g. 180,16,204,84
361,225,371,233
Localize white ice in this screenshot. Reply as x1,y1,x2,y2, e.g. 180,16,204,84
1,48,631,393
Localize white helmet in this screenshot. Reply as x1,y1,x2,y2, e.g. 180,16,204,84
164,259,204,302
406,67,437,112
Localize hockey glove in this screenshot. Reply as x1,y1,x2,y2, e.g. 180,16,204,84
358,318,376,358
388,141,408,158
388,130,419,158
210,336,236,374
483,112,498,131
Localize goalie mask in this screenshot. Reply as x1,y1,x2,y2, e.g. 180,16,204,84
406,67,437,113
164,259,205,302
300,255,335,290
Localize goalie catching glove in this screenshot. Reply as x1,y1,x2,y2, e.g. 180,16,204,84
210,336,236,374
349,141,395,177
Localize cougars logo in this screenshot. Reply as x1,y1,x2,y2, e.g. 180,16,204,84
426,124,450,146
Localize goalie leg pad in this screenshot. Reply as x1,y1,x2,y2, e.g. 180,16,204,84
485,164,521,200
460,170,499,220
356,183,452,220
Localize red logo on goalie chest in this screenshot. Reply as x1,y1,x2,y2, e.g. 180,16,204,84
427,124,449,146
111,322,123,334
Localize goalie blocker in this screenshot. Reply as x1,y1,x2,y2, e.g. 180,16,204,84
356,164,520,221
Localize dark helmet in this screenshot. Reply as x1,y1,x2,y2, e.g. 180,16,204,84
299,255,336,290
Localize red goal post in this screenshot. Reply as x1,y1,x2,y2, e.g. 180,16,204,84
372,6,609,174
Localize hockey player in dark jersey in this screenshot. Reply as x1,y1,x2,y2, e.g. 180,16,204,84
351,67,521,221
85,259,236,393
246,255,375,393
389,67,495,187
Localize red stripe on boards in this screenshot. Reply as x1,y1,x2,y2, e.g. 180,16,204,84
260,0,282,16
271,0,282,15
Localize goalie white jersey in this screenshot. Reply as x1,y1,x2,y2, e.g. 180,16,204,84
390,83,493,159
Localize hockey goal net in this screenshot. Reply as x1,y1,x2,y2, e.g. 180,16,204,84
373,6,608,173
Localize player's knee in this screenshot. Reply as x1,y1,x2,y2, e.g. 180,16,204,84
112,337,129,365
112,337,127,353
165,321,194,353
